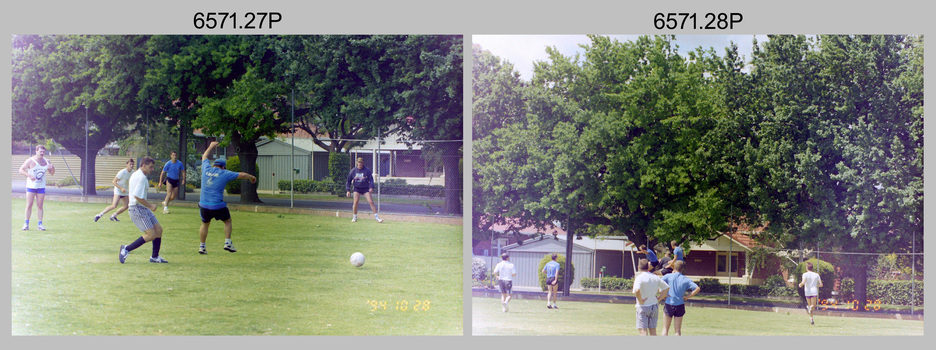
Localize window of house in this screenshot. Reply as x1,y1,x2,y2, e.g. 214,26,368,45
716,252,739,276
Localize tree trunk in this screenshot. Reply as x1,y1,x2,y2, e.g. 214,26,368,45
563,216,574,297
441,142,462,215
177,124,188,201
60,142,101,196
234,137,262,204
851,259,870,311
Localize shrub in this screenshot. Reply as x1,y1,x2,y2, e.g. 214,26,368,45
697,278,726,294
793,258,836,300
472,258,487,283
762,275,798,297
537,254,574,292
329,152,351,194
580,277,633,291
838,277,855,300
56,176,78,187
867,280,924,306
277,180,332,193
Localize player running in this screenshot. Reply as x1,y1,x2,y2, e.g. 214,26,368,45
95,158,135,222
158,150,185,214
493,252,517,312
799,262,824,325
20,145,55,231
346,157,383,223
118,156,168,264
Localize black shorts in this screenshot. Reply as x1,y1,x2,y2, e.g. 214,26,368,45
660,268,673,276
166,177,180,188
664,303,687,318
199,206,231,223
546,276,557,286
353,187,371,195
650,260,660,269
498,280,513,294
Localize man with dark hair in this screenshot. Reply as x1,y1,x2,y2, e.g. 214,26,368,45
671,240,685,262
119,156,168,264
20,145,55,231
493,252,516,312
542,253,561,309
633,258,669,335
198,141,257,254
158,150,185,214
637,244,660,272
661,260,700,335
799,261,823,325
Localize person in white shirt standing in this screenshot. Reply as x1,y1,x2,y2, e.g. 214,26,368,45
95,158,135,222
19,145,55,231
799,261,824,325
493,252,517,312
633,258,669,335
118,156,168,264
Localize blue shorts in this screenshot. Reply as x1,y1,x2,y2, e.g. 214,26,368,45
26,188,46,194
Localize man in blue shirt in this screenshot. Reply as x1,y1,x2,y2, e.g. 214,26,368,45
158,150,185,214
671,240,685,262
542,253,561,309
198,141,256,254
637,244,660,272
660,260,700,336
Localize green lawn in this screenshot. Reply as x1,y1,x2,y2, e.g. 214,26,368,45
471,297,923,336
11,199,462,335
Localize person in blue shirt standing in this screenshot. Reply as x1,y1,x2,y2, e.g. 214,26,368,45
197,141,256,254
660,260,700,336
542,253,561,309
158,150,185,214
671,240,685,262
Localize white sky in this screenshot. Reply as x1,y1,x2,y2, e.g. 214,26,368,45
473,35,769,81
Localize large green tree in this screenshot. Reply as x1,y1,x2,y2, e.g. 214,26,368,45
12,35,149,195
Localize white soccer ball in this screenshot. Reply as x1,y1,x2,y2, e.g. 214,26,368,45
350,252,365,267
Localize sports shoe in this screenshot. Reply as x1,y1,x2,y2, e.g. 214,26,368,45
224,244,237,253
37,223,46,231
149,256,169,263
199,246,207,255
163,207,170,214
119,245,128,264
351,216,357,222
94,214,102,222
553,304,558,309
376,217,384,223
109,215,119,222
22,223,28,231
547,305,553,309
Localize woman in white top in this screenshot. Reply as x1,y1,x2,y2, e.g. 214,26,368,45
19,145,55,231
95,158,135,222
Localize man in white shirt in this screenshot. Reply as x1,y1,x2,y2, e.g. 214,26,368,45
493,252,516,312
799,261,823,325
118,157,168,264
633,258,669,335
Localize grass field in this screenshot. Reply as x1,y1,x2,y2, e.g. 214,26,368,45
472,297,924,336
11,199,462,335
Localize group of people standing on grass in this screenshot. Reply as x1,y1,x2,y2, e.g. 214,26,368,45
490,239,822,335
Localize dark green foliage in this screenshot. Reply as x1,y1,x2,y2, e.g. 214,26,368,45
580,277,633,291
329,152,350,194
697,278,727,294
763,275,798,297
277,180,334,193
792,258,836,300
537,254,574,292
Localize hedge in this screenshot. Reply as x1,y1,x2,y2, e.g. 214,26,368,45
277,179,334,193
581,277,633,291
698,277,797,297
793,258,836,300
838,278,923,306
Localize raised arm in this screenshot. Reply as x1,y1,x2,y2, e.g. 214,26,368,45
203,141,220,161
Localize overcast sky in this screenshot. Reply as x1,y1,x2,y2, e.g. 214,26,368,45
473,35,770,81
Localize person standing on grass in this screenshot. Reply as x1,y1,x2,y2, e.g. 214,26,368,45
346,157,383,223
633,258,669,336
20,145,55,231
799,261,823,325
95,158,134,222
198,141,256,255
158,150,185,214
493,252,516,312
660,260,700,335
542,253,561,309
118,156,168,264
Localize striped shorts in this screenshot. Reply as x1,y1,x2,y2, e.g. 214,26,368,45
129,205,159,232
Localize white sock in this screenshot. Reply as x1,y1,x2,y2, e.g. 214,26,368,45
225,239,232,245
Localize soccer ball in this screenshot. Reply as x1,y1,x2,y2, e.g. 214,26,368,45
350,252,365,267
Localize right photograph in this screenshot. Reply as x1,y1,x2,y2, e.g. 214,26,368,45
471,35,924,336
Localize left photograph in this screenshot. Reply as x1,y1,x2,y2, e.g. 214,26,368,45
11,34,464,335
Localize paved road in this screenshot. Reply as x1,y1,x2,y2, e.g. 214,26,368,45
12,184,455,216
